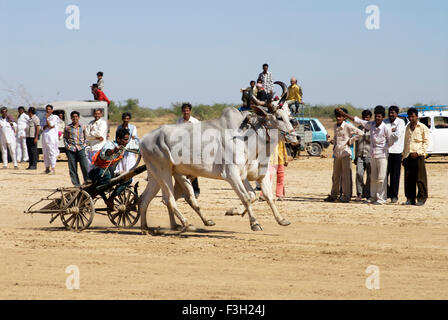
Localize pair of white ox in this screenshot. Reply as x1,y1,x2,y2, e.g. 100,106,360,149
138,82,299,235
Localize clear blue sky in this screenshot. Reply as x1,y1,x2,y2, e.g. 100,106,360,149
1,0,447,109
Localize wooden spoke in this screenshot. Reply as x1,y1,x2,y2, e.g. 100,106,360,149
127,211,137,221
64,213,76,225
78,210,87,227
117,212,123,227
69,214,76,229
122,213,127,228
125,214,133,226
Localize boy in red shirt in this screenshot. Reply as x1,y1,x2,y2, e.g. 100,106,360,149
91,83,110,105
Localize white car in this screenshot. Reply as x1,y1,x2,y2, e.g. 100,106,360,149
399,105,448,156
36,100,109,151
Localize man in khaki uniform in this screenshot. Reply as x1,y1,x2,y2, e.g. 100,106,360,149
325,108,364,203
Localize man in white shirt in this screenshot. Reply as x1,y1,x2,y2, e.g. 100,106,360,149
176,103,200,124
384,106,406,203
0,107,18,169
337,106,397,205
176,103,200,198
86,108,108,170
16,106,29,163
41,105,60,174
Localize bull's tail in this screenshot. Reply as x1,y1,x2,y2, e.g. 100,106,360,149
160,132,176,165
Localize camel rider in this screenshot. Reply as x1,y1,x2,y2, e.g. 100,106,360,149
88,127,133,209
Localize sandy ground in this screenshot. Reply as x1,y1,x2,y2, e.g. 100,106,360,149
0,117,447,300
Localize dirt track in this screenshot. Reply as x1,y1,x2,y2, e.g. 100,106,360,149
1,118,447,299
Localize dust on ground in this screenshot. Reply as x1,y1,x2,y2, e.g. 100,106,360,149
1,117,447,299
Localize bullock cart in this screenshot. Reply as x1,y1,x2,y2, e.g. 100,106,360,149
25,165,147,232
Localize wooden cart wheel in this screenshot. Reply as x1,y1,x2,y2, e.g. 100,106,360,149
107,188,140,228
60,190,95,232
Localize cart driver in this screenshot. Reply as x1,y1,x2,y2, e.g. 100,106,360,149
88,127,133,209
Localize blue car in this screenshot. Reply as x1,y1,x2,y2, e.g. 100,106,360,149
295,117,330,156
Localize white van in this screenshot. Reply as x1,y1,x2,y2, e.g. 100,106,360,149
36,100,109,151
398,105,448,156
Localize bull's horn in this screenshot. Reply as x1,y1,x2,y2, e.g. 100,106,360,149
251,95,264,106
250,105,268,117
274,81,288,104
266,97,276,113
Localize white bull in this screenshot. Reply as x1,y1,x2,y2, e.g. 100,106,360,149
138,82,299,234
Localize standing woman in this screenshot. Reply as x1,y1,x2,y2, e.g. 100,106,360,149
115,112,138,173
41,105,60,174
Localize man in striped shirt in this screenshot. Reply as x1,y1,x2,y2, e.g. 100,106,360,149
258,63,273,95
64,111,89,186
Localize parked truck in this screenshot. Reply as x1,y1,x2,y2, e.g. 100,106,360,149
36,100,108,152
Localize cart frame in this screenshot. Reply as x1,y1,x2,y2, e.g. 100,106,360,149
25,164,147,232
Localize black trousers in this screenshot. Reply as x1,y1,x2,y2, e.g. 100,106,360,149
66,149,89,187
26,137,38,168
387,153,402,199
404,156,428,203
191,178,200,196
